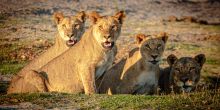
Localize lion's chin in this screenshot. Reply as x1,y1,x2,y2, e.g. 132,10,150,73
101,41,114,50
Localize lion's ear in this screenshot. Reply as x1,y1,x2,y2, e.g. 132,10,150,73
53,12,64,24
167,54,178,66
88,11,101,24
158,32,168,43
194,54,206,67
136,34,147,44
114,11,126,24
76,11,86,23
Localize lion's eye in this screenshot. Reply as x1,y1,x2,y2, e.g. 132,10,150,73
74,24,80,29
145,44,150,49
157,44,162,49
190,67,195,71
175,68,180,72
62,24,66,28
99,25,103,30
112,25,117,30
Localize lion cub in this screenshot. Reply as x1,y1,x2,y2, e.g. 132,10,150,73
7,11,125,94
98,33,168,95
159,54,206,93
7,11,86,93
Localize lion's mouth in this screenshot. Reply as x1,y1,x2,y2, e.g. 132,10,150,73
66,39,77,47
101,41,114,49
183,85,191,89
149,60,159,65
182,85,193,93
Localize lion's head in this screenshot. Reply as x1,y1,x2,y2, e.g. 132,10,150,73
89,11,125,50
135,33,168,65
54,11,86,47
167,54,206,93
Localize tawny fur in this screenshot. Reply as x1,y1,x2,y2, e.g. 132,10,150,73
98,33,168,95
7,11,86,94
7,11,125,95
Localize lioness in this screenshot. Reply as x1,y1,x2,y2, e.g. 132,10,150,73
7,11,86,93
98,33,168,95
24,11,86,71
7,11,125,94
159,54,206,93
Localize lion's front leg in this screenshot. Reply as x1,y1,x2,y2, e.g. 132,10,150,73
80,66,97,95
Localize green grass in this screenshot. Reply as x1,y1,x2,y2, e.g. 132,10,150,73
0,61,27,75
100,95,157,109
0,43,22,58
181,44,200,51
0,13,8,20
0,91,219,109
202,25,220,32
0,17,27,28
166,42,201,52
0,42,28,75
206,59,220,65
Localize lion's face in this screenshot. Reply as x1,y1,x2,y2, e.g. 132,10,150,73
54,11,86,47
136,33,168,65
89,11,125,50
167,54,206,93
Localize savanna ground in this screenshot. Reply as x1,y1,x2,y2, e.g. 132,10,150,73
0,0,220,109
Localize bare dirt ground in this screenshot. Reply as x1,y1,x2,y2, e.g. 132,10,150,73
0,0,220,109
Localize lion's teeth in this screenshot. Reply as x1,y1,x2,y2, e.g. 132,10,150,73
104,42,111,47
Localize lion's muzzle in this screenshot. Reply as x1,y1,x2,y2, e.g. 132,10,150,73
101,41,114,50
66,37,77,47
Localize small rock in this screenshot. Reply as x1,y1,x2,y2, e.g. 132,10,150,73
10,99,18,103
19,102,33,109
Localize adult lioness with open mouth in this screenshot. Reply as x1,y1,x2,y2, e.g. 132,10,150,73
7,11,125,95
98,33,168,95
7,11,86,93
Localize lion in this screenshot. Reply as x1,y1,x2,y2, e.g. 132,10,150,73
22,11,86,72
7,11,86,93
98,33,168,95
159,54,206,93
7,11,125,95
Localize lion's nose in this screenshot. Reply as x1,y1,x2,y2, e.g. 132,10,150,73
104,34,111,39
181,77,189,83
67,33,74,37
151,55,158,59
